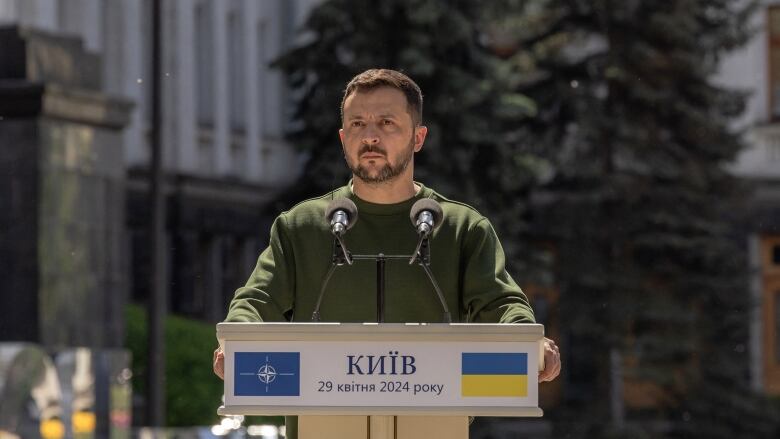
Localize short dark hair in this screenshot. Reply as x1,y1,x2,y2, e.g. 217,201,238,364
341,69,423,126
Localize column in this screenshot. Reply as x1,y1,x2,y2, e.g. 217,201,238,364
121,0,147,166
80,0,102,52
161,0,178,172
31,0,58,31
175,0,198,173
0,0,20,24
102,0,125,95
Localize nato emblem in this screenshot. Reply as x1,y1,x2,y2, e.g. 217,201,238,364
235,352,300,396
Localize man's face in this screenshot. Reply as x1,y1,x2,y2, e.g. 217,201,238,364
339,87,427,184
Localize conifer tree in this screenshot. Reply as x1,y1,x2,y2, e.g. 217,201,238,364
511,0,778,436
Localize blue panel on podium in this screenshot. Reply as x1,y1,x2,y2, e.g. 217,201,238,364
235,352,301,396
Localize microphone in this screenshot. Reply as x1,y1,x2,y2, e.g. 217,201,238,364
326,198,358,236
408,198,452,323
325,198,357,267
409,199,443,237
312,198,359,321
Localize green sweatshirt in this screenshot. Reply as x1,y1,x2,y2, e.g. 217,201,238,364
226,182,534,324
224,182,535,438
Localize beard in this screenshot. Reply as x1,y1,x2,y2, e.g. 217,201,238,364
346,137,415,184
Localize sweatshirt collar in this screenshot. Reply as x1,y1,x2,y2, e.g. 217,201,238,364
340,179,433,216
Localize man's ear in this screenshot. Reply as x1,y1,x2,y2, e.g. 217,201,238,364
339,128,345,144
414,126,428,152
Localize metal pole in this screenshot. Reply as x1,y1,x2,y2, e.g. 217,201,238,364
147,0,166,426
376,254,386,323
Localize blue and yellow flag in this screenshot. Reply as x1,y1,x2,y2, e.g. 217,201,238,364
461,353,528,397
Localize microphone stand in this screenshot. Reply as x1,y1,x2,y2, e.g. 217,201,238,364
311,236,352,322
409,235,452,323
311,236,452,323
348,253,408,323
376,253,386,322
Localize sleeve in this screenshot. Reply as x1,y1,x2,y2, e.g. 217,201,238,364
224,214,296,322
461,217,536,324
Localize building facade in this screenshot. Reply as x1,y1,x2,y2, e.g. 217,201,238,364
718,0,780,397
0,0,319,324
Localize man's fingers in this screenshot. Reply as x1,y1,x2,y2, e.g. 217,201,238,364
538,339,561,382
546,347,561,381
539,361,560,382
548,355,561,381
213,348,225,380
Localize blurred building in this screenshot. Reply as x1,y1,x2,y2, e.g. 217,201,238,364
119,0,314,323
0,13,131,348
0,0,320,327
718,0,780,398
0,0,316,433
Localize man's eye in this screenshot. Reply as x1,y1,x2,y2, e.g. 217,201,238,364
382,120,394,125
351,121,364,128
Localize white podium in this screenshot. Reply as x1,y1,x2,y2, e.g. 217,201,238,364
218,322,544,439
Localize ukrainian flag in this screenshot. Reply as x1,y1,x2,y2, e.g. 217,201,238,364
461,353,528,397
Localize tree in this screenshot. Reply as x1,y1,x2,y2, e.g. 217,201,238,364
272,0,546,275
272,0,778,437
512,0,778,437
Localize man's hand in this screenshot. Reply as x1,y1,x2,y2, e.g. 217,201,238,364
213,347,225,380
539,337,561,383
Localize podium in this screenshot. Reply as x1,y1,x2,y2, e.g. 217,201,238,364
217,322,544,439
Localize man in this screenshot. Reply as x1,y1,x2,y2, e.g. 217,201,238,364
214,68,561,432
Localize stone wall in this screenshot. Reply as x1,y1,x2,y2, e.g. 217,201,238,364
0,26,132,348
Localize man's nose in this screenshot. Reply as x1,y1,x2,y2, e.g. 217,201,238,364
362,126,380,144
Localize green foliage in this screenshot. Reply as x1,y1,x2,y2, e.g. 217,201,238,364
513,0,779,437
125,304,223,427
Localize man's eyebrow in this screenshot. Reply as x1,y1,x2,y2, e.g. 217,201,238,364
345,112,400,120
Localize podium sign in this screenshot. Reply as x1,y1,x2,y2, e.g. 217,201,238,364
218,323,544,417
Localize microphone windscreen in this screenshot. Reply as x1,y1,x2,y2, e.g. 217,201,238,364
410,199,444,230
325,198,359,230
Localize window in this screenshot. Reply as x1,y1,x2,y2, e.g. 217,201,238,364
257,20,268,140
195,2,214,125
227,10,247,176
761,236,780,393
765,279,780,393
228,11,246,131
768,7,780,119
139,0,153,125
776,290,780,363
764,236,780,274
